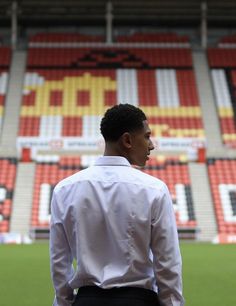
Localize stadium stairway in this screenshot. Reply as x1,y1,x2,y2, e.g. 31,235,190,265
10,162,35,235
189,163,217,241
192,51,223,155
0,51,27,156
192,50,236,158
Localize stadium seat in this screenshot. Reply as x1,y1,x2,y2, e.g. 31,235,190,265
208,37,236,148
31,156,81,228
0,158,17,233
207,158,236,235
116,32,189,44
29,33,104,44
0,47,11,135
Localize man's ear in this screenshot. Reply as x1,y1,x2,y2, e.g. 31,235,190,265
120,132,132,149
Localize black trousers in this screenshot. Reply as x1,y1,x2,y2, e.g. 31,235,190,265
72,286,160,306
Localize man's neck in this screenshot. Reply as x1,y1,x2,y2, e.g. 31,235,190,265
103,143,128,160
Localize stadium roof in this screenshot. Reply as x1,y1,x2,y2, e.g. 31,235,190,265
0,0,236,27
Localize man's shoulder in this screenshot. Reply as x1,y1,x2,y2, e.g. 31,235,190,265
129,167,166,190
54,167,92,192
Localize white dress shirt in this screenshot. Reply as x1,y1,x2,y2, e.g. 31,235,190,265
50,156,184,306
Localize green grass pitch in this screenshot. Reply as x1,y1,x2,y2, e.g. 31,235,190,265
0,242,235,306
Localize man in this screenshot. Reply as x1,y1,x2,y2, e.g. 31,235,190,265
50,104,184,306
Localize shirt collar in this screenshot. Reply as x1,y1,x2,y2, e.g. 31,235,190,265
94,156,131,167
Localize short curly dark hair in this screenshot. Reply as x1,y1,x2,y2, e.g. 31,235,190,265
100,104,147,141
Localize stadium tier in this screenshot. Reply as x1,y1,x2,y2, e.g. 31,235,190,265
0,158,17,233
17,42,204,152
29,33,104,44
207,158,236,237
31,155,197,239
116,32,189,43
0,47,11,134
29,32,189,45
219,34,236,45
208,37,236,148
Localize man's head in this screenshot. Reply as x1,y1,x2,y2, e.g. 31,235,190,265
100,104,154,166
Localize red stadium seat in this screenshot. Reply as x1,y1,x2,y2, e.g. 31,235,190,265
208,37,236,148
207,158,236,235
0,158,17,233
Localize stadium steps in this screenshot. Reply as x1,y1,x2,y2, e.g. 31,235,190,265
192,51,224,156
10,162,35,235
189,163,218,241
0,51,27,156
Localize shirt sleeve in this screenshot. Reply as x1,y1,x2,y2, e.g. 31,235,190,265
150,183,185,306
50,191,75,306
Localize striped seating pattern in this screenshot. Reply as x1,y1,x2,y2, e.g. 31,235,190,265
208,38,236,148
210,67,236,148
208,159,236,234
19,64,204,138
0,158,17,233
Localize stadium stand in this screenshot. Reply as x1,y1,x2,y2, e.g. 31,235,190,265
0,158,17,233
31,155,80,231
0,47,11,134
207,158,236,242
2,29,236,243
30,155,197,239
208,36,236,148
17,33,205,155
